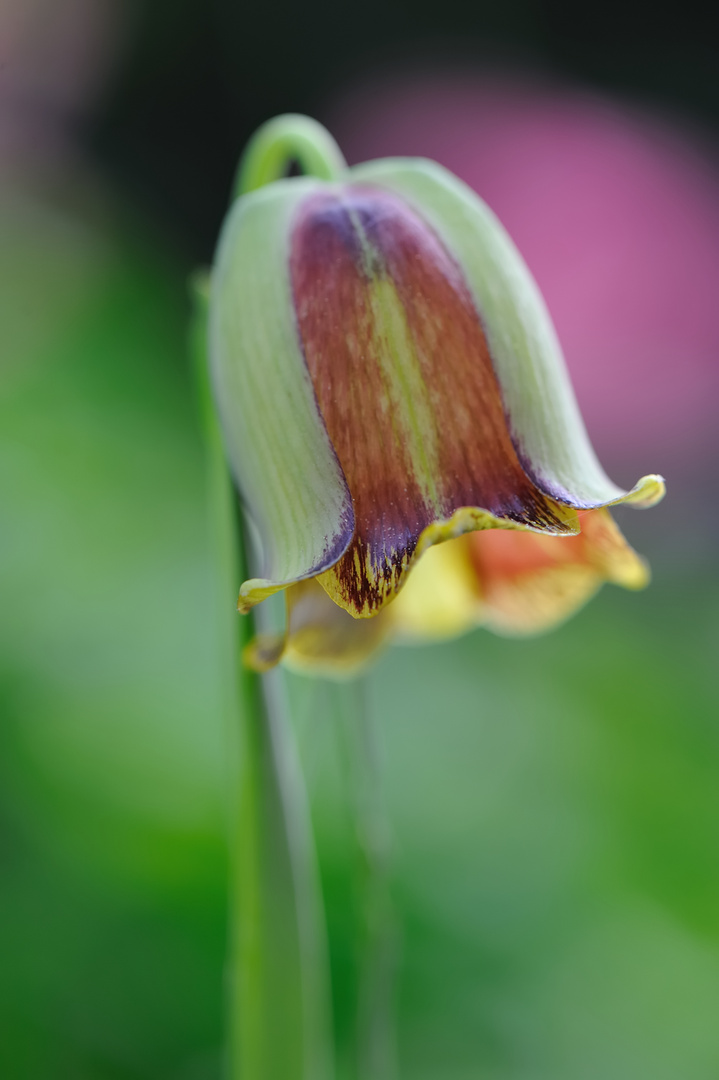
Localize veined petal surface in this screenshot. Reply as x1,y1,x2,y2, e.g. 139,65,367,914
209,179,354,609
290,185,577,618
350,158,665,511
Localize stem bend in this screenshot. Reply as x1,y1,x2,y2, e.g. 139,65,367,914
234,114,348,198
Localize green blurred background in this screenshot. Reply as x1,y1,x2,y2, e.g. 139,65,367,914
1,1,718,1077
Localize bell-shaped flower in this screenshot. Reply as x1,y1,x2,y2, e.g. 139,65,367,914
209,123,664,673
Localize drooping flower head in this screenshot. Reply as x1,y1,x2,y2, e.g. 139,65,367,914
208,115,664,674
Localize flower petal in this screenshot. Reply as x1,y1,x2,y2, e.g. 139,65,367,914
247,510,649,671
469,508,649,633
209,179,355,612
245,578,391,677
390,507,649,639
290,185,578,618
349,158,665,512
383,529,481,641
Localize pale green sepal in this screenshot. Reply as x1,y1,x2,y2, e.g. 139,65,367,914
209,177,354,609
349,157,664,510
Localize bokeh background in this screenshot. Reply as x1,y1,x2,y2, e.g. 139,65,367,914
1,1,718,1077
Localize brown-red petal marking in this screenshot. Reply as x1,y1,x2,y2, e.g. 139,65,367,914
290,185,573,617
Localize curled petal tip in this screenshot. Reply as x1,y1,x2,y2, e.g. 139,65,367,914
238,579,285,614
613,555,651,591
618,474,666,509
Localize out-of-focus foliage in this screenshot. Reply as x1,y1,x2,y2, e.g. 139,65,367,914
0,181,227,1078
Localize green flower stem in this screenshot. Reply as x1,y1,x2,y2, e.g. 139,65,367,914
191,273,333,1080
233,114,347,197
333,680,398,1080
